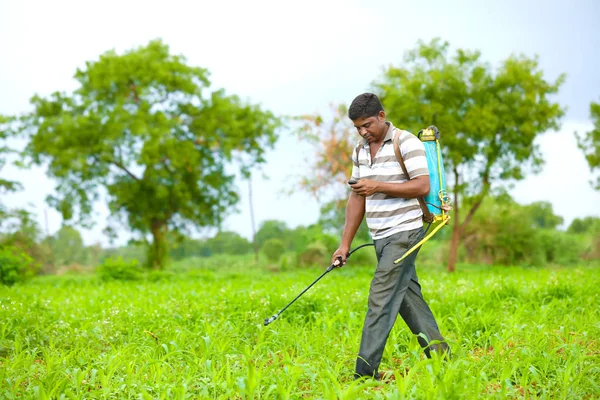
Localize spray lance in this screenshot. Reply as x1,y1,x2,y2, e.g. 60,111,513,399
263,243,374,326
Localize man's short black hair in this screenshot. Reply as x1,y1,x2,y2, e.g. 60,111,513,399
348,93,384,121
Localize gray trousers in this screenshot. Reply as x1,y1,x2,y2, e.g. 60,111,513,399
355,227,449,379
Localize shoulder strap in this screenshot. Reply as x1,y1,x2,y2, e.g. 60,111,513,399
392,129,434,223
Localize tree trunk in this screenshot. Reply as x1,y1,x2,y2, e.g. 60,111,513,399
248,177,259,264
446,165,491,272
149,220,168,270
447,167,461,272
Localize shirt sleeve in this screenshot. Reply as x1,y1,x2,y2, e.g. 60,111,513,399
400,131,429,179
350,144,360,181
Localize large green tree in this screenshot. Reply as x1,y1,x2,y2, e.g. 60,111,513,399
372,38,566,272
4,40,280,268
576,100,600,190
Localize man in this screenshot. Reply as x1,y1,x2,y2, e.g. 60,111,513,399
330,92,450,380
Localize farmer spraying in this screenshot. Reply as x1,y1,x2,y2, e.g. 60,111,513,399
330,92,450,380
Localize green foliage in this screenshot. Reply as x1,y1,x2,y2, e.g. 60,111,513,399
575,100,600,190
205,231,252,256
567,216,600,234
536,230,587,266
255,220,289,248
374,38,565,183
345,245,377,267
5,40,280,269
49,225,88,267
462,196,537,265
1,264,599,397
318,199,371,243
460,195,591,266
526,201,564,229
0,245,36,285
261,238,285,262
297,241,329,267
296,232,338,267
96,256,143,281
168,233,211,259
100,242,147,265
0,208,52,272
0,115,23,195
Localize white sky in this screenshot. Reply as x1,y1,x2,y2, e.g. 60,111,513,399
1,0,599,245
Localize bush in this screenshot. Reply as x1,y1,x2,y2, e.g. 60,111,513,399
346,243,377,267
0,246,37,286
278,252,296,271
56,263,90,276
96,257,143,281
261,238,285,262
537,230,588,265
298,241,329,267
582,236,600,261
146,269,176,282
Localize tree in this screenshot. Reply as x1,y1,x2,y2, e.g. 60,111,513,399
50,225,87,267
526,201,564,230
255,220,290,249
567,216,600,234
318,199,371,243
261,238,285,262
205,231,252,255
575,100,600,190
294,103,356,200
4,40,280,269
372,38,566,271
0,208,51,273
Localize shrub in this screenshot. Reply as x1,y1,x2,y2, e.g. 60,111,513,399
582,236,600,261
146,269,176,282
537,230,588,265
297,241,328,267
346,244,377,267
261,238,285,263
96,257,143,281
0,246,37,286
56,263,89,276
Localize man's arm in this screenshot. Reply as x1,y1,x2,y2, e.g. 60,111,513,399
350,175,430,199
330,191,365,265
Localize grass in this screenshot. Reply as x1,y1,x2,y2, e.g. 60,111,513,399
1,260,599,399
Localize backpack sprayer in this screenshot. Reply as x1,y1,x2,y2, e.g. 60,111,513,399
263,125,451,326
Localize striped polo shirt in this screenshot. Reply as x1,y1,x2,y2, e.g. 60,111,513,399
350,121,429,240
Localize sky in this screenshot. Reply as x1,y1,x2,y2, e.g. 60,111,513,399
0,0,599,246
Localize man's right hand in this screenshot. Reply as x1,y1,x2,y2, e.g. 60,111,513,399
330,246,350,267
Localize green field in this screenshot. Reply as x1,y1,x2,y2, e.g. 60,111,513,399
1,261,599,399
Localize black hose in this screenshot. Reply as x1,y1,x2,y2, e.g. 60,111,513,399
263,242,375,326
347,242,374,257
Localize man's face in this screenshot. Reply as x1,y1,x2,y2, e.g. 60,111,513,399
352,111,387,144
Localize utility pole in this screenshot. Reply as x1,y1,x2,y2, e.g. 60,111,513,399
44,208,50,238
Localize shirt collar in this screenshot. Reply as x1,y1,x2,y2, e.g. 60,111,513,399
361,121,396,147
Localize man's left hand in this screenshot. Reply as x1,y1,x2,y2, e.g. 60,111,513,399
350,179,379,197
